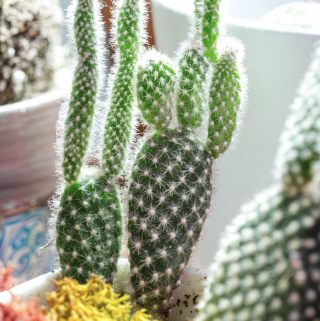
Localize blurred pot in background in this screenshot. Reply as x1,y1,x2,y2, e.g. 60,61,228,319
150,0,320,268
0,0,67,282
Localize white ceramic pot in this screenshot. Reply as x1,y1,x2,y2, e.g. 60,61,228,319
0,90,64,214
0,86,67,282
150,0,320,269
0,267,208,321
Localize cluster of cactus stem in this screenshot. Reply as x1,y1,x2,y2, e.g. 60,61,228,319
56,0,145,284
128,0,244,314
196,45,320,321
54,0,244,318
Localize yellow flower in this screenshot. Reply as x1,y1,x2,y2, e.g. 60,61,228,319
43,275,157,321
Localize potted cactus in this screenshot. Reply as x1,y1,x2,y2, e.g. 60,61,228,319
1,0,245,319
50,0,244,318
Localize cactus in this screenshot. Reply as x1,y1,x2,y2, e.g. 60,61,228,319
55,0,145,283
102,0,145,179
196,44,320,321
0,0,63,105
127,0,244,314
62,0,100,184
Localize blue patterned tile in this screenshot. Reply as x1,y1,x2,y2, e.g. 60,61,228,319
0,206,54,283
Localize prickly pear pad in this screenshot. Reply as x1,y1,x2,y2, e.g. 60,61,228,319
128,127,213,311
56,176,121,283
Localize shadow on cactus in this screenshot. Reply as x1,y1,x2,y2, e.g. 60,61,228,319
127,0,245,314
196,44,320,321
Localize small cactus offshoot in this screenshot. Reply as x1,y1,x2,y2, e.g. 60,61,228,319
127,0,245,314
196,44,320,321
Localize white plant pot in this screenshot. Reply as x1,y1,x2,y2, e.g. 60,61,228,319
0,88,67,282
0,267,208,321
150,0,320,269
0,90,65,213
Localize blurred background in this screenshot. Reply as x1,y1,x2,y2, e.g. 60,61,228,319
0,0,320,282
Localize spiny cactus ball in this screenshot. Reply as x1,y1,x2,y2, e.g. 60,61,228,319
196,187,320,321
0,0,63,105
128,127,213,313
102,0,143,179
62,0,99,184
56,175,122,284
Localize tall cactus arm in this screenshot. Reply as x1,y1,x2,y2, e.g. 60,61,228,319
202,0,222,63
102,0,145,179
63,0,99,184
275,45,320,191
194,0,204,38
136,52,176,130
206,48,241,159
176,46,210,129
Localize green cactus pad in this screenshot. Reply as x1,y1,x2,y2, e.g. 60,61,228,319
128,127,213,313
202,0,221,63
63,0,99,184
56,175,122,283
176,47,210,129
102,0,142,179
207,49,241,159
196,187,320,321
137,57,176,130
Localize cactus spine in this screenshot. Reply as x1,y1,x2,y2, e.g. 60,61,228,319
196,45,320,321
56,0,146,283
128,0,244,315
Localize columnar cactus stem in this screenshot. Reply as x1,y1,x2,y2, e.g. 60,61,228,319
196,44,320,321
206,48,241,159
202,0,222,63
63,0,99,184
102,0,145,179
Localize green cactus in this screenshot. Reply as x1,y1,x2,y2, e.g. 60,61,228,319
102,0,144,179
127,0,244,314
62,0,99,184
137,51,176,130
56,175,121,283
202,0,222,63
207,49,241,159
196,45,320,321
55,0,145,283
